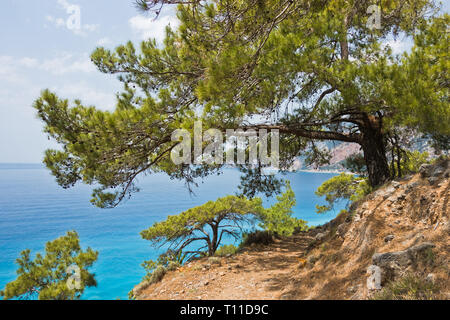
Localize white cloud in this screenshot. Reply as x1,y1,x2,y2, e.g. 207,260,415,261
51,81,116,110
0,56,15,75
0,55,116,111
97,37,112,46
57,0,73,10
83,24,99,32
384,38,413,55
129,14,179,43
40,53,95,75
19,57,39,68
46,15,66,27
0,56,27,85
0,53,95,79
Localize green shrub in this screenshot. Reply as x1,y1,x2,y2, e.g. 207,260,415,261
307,254,321,265
142,249,185,282
148,265,167,284
167,261,180,271
192,264,203,271
207,257,222,265
315,173,371,214
372,274,440,300
215,244,238,257
258,181,308,236
239,230,274,249
399,150,431,175
336,209,349,219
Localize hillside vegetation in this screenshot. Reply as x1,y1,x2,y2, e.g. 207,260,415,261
133,159,449,300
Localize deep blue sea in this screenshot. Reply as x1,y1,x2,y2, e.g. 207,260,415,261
0,163,342,299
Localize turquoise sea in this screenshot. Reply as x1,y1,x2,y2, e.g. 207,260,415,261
0,163,342,299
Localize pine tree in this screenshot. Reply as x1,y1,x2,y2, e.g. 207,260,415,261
34,1,449,207
0,231,98,300
140,182,306,257
140,195,264,257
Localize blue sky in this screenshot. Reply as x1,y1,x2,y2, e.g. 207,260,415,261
0,0,448,163
0,0,178,163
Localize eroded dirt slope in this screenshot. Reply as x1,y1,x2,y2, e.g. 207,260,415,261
136,159,449,300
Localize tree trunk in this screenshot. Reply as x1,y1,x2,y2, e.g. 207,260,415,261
208,223,218,256
360,117,391,187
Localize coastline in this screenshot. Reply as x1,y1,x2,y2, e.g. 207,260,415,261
292,169,354,175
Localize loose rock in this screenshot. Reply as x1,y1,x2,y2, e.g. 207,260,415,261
372,242,435,283
315,232,327,241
